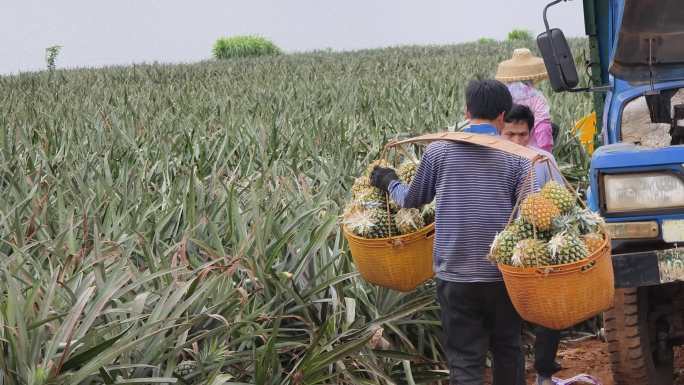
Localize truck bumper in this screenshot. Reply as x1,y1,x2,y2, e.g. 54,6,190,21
613,248,684,288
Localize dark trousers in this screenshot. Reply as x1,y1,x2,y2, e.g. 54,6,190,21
436,279,525,385
534,326,561,377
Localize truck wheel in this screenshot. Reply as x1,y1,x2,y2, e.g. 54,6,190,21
605,288,674,385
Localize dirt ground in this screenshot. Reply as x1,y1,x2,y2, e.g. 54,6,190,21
484,339,684,385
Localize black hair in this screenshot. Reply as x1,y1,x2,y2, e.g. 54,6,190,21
465,79,513,120
504,104,535,132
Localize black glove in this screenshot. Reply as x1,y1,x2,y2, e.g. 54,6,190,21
370,166,399,193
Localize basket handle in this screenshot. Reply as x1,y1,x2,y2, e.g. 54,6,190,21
386,132,552,242
384,132,546,162
505,154,590,239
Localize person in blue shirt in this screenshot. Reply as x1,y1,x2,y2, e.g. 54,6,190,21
502,104,564,190
503,104,564,385
371,79,529,385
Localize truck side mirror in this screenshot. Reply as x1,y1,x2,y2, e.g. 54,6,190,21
537,28,579,92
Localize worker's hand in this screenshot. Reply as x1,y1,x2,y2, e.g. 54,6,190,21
370,166,399,193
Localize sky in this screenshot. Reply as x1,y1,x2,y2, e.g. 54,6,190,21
0,0,585,75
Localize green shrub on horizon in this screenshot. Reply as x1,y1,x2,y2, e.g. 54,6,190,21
212,35,281,60
508,29,534,41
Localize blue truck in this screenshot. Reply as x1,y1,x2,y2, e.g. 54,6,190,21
539,0,684,383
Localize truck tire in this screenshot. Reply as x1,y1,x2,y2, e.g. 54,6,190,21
605,288,673,385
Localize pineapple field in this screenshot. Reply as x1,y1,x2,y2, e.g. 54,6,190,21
0,39,592,384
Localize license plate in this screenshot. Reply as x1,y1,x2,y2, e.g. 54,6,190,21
662,220,684,243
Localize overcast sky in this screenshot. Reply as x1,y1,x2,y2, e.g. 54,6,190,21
0,0,585,75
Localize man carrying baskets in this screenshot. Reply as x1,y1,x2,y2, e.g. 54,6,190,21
371,79,532,385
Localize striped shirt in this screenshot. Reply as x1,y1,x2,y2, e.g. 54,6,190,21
389,135,532,283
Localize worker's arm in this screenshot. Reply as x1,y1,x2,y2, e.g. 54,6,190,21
376,142,442,208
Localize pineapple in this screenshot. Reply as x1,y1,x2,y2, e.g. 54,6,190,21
397,162,418,184
365,159,392,177
343,207,396,238
510,219,552,241
351,176,386,203
174,360,197,377
520,193,560,231
490,229,521,264
342,207,376,238
395,208,425,234
368,207,398,238
540,181,575,213
421,201,435,224
548,232,589,265
511,239,553,267
582,232,604,254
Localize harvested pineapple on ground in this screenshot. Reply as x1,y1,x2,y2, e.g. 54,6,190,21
490,181,606,268
343,159,434,238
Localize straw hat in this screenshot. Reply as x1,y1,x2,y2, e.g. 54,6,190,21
495,48,548,83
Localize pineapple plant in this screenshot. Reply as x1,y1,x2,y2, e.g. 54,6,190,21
490,229,521,264
174,360,198,378
540,181,575,213
548,232,589,265
395,208,425,234
520,193,560,231
511,239,553,267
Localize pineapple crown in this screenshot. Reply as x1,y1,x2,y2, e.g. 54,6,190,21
511,239,546,267
551,213,580,233
548,231,586,258
395,208,422,228
577,208,605,232
547,232,567,258
511,246,524,267
511,239,530,267
342,208,377,236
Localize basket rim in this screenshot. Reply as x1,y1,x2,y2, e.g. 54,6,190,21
497,231,611,275
342,222,435,243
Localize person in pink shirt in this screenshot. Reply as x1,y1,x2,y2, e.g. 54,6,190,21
496,48,554,152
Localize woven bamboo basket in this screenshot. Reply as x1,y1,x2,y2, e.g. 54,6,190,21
343,223,435,292
499,234,613,330
343,132,554,292
497,156,614,330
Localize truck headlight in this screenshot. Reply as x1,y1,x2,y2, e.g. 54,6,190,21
603,173,684,213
